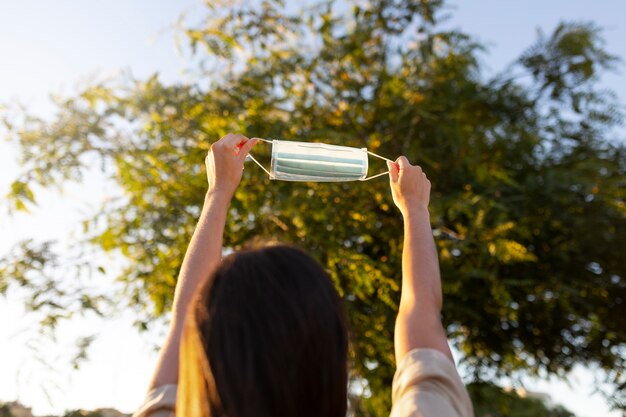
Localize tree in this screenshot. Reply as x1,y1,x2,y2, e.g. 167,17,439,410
61,411,106,417
468,382,576,417
1,0,624,414
0,403,14,417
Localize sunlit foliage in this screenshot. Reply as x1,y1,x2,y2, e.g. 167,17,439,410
1,0,624,413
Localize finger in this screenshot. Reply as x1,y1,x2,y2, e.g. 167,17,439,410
220,133,248,150
227,134,250,156
396,156,411,178
387,161,399,182
237,138,258,161
396,156,410,170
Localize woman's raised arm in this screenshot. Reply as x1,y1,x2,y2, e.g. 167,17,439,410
147,133,258,390
387,156,453,364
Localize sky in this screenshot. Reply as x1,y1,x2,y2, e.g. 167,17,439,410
0,1,624,416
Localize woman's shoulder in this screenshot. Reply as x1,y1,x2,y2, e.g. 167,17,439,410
132,384,177,417
390,348,474,417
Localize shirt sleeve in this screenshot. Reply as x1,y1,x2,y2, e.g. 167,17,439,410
390,348,473,417
132,384,177,417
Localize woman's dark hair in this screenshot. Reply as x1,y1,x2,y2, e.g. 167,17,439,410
178,244,348,417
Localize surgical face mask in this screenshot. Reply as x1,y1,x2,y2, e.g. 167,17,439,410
247,138,392,182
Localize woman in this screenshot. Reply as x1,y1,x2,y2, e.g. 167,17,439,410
133,134,473,417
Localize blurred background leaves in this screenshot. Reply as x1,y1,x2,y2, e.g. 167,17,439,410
1,0,624,414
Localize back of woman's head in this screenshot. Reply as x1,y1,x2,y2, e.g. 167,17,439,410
178,244,348,417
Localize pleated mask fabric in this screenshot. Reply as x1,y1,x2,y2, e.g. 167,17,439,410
246,138,392,182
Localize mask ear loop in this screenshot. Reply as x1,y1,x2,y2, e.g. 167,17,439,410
246,138,273,177
362,150,394,181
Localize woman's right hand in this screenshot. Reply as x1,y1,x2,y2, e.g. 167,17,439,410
387,156,431,217
205,133,258,199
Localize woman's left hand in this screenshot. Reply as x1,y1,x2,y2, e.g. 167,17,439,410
205,133,258,199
